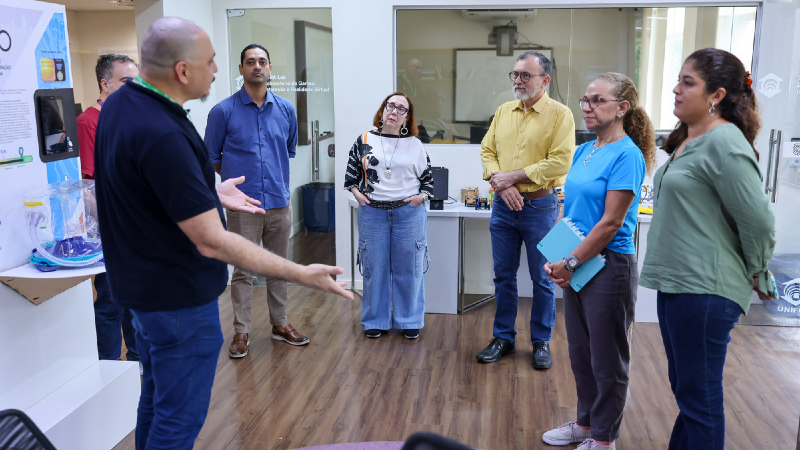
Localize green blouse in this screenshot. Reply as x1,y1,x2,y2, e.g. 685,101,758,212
640,123,776,313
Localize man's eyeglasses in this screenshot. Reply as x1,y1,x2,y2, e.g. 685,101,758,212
508,71,545,83
385,102,409,115
579,95,623,110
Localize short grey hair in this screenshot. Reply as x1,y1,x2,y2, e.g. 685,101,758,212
139,17,203,77
95,54,136,92
517,51,552,77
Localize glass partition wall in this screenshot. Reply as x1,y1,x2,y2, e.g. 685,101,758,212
396,7,757,145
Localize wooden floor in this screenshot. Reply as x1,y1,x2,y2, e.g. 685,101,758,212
114,233,800,450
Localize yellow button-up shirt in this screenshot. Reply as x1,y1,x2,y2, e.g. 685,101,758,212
480,92,575,192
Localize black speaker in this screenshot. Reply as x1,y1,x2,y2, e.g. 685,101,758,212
430,166,449,200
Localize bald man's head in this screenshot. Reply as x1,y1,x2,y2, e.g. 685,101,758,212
139,17,204,78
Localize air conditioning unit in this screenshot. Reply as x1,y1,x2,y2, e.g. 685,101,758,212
461,9,537,21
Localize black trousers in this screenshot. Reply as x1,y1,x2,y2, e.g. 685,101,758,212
563,249,637,442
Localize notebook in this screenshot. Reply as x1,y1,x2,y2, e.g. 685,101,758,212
537,218,606,292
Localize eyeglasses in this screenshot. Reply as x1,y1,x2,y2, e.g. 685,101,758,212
579,95,623,110
508,71,545,83
385,102,408,115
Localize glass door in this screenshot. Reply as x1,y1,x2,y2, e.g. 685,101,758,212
227,9,335,268
744,0,800,326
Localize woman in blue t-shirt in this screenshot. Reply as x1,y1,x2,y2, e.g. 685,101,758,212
541,73,656,450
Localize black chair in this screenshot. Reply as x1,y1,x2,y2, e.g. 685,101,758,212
402,431,474,450
0,409,58,450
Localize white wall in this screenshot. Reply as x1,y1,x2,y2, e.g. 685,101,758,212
64,10,138,112
139,0,757,290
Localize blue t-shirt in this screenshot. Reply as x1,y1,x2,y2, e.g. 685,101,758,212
563,136,645,254
204,89,298,209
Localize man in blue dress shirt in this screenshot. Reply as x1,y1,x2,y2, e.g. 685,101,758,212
205,44,306,358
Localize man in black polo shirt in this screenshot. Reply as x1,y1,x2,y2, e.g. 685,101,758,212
94,17,352,450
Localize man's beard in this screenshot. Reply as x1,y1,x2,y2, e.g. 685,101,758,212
200,76,216,102
513,84,538,101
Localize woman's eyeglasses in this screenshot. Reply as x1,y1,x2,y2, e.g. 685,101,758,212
385,102,408,115
579,95,622,110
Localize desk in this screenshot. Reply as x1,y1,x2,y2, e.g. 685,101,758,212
348,197,490,314
349,198,656,320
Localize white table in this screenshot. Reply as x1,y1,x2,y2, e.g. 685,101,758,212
348,197,655,320
633,214,657,322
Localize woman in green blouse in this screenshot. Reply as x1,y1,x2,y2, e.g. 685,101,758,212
639,48,776,450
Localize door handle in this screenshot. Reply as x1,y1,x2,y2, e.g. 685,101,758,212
311,120,320,182
765,129,782,203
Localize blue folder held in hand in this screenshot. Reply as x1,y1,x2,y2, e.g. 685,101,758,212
537,218,606,292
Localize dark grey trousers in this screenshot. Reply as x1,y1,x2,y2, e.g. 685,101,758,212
563,249,637,442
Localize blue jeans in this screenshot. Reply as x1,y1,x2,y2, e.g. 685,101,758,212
657,292,742,450
131,300,224,450
94,273,138,361
357,203,428,330
490,193,557,343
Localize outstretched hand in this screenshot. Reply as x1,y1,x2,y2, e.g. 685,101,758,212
217,176,265,214
297,264,354,300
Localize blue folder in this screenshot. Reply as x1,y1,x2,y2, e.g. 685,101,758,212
537,218,606,292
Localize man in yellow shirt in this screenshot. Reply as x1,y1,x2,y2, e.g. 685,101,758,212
477,51,575,369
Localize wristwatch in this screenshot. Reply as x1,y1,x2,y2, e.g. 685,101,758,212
563,255,581,273
420,192,430,203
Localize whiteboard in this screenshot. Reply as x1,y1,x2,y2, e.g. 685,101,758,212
453,48,552,123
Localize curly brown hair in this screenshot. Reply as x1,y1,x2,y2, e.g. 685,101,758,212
663,48,760,160
594,72,657,175
371,92,418,136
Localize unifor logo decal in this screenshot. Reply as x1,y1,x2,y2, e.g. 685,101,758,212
781,278,800,306
758,73,783,99
0,30,10,52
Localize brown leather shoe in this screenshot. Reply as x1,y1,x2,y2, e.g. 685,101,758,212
228,333,250,358
271,324,309,346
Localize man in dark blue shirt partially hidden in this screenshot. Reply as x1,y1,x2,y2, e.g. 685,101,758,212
205,44,306,358
95,17,352,450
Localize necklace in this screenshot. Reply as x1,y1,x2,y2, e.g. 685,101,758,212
584,131,626,166
379,133,399,178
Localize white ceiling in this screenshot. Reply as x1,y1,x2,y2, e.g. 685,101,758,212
38,0,134,12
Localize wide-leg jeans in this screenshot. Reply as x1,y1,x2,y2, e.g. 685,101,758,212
131,300,224,450
490,193,558,343
357,203,427,330
657,292,742,450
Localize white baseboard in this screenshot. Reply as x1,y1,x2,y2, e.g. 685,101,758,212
290,220,304,238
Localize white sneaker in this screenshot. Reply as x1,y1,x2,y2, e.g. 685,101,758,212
542,422,591,445
575,438,615,450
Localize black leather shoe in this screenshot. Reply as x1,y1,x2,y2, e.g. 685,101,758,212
532,340,552,369
476,337,515,363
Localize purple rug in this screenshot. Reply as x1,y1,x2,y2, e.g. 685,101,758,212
293,443,403,450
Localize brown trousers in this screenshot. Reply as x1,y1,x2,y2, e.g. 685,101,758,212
226,205,292,333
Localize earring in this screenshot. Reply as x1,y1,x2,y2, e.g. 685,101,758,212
400,124,408,136
709,101,716,116
379,119,384,127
